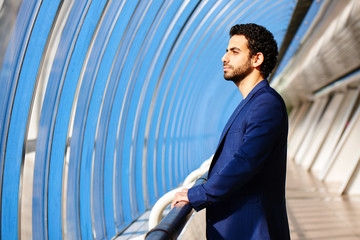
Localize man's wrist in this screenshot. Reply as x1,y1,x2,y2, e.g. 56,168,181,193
188,184,208,211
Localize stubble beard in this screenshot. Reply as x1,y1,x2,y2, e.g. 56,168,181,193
223,59,253,84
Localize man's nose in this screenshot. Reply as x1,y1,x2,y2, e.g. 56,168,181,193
222,53,229,64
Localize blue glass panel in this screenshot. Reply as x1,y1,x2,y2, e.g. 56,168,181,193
95,0,141,233
0,0,37,173
65,0,108,239
155,1,217,192
116,0,166,216
76,0,139,237
36,1,91,239
166,0,231,188
142,0,201,205
30,1,62,238
114,0,164,223
146,0,206,199
98,0,150,226
121,0,184,213
0,1,42,239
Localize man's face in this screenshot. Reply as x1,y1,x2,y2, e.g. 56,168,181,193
222,35,253,83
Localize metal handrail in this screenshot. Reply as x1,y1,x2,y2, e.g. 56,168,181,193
147,158,211,230
145,174,207,240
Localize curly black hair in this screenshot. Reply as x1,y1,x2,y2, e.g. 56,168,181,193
229,23,278,79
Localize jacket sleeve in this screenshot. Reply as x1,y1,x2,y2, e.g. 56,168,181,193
188,93,286,211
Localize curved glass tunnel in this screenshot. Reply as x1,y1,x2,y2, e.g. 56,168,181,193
1,0,360,239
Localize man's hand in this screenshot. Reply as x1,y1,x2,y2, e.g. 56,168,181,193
171,188,189,209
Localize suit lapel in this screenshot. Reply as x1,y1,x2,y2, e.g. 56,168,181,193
218,100,246,143
217,80,268,147
211,80,269,169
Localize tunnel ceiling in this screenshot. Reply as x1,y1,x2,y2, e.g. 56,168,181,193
273,0,360,106
0,0,317,239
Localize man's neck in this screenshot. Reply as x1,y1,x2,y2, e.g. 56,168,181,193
235,73,264,98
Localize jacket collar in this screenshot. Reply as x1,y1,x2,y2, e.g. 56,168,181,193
217,79,269,147
209,80,269,173
241,79,269,103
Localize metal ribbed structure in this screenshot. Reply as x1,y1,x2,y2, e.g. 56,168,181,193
0,0,298,239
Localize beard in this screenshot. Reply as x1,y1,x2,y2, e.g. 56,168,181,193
223,59,253,84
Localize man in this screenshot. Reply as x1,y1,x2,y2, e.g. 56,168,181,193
171,23,290,239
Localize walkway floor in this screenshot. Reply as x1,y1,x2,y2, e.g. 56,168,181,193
286,160,360,239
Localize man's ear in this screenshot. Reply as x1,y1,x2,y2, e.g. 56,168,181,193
252,52,264,68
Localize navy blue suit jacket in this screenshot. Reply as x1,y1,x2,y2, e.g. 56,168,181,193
188,80,290,239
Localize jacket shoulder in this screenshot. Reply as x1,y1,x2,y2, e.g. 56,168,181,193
252,85,286,109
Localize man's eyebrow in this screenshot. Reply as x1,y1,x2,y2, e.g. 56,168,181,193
226,47,241,52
